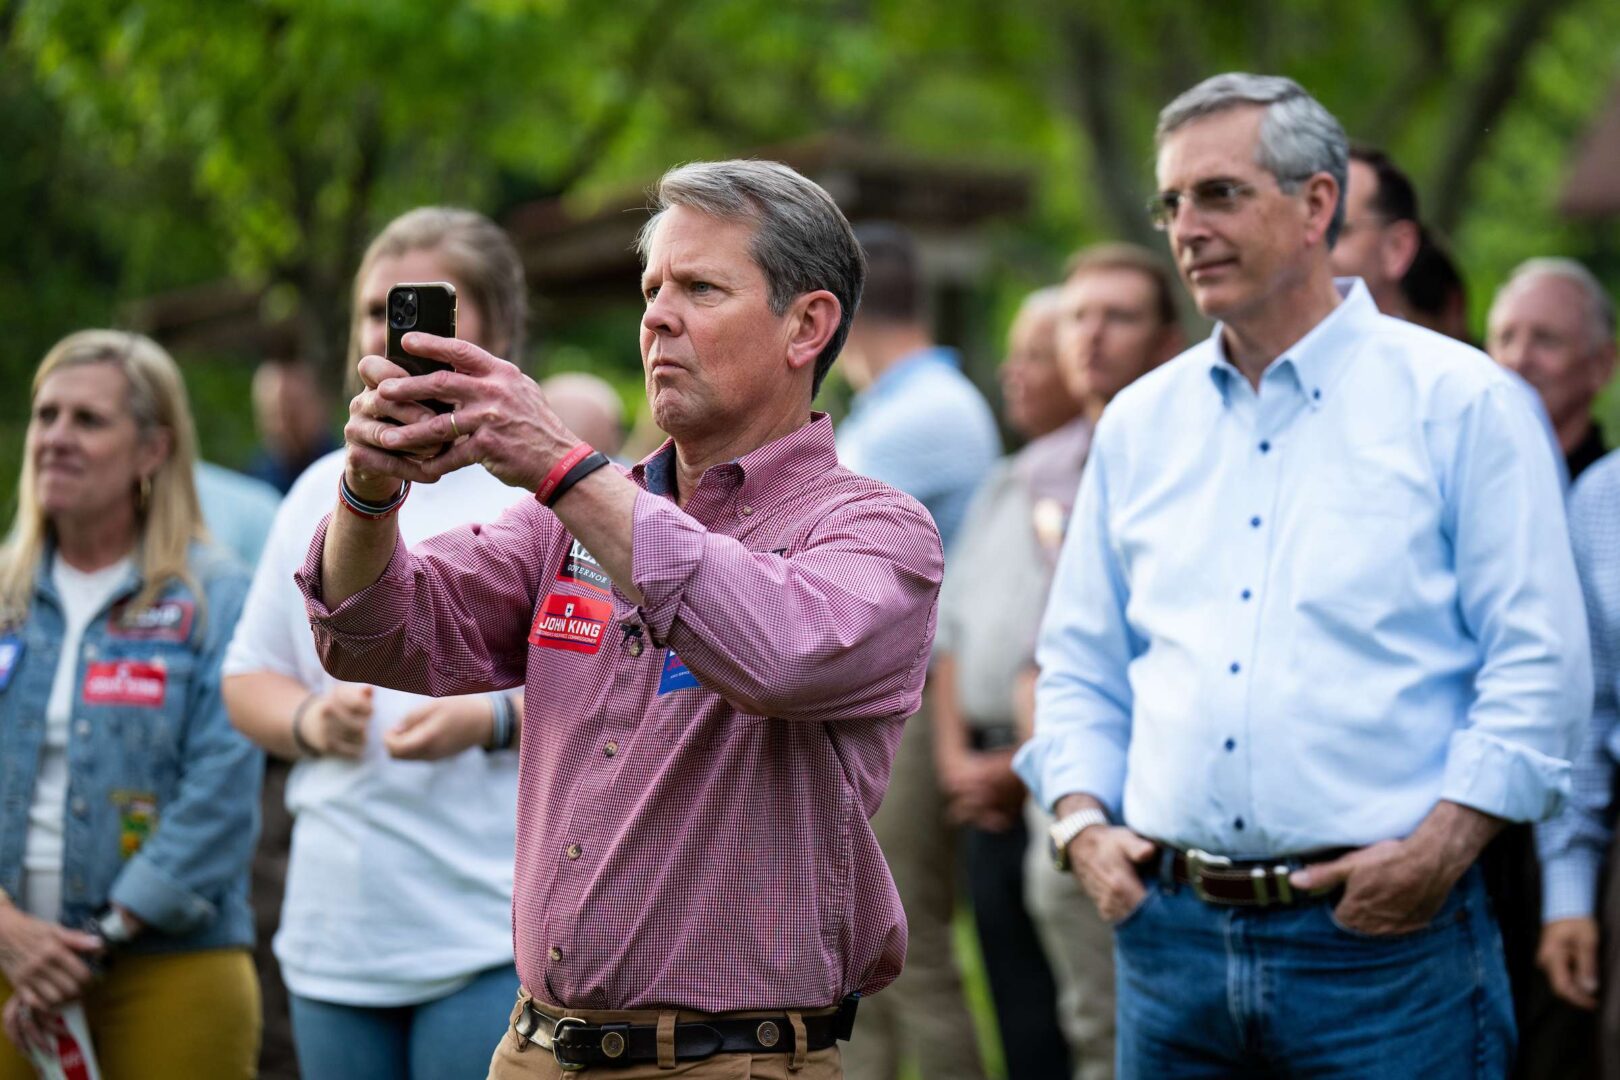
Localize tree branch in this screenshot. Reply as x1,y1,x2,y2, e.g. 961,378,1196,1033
1429,0,1577,234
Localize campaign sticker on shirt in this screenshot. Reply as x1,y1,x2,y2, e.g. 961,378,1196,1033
529,594,611,654
82,661,167,707
657,650,700,695
0,635,24,693
107,599,194,642
557,539,612,594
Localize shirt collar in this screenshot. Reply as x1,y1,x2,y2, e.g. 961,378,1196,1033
631,413,839,507
1205,278,1379,408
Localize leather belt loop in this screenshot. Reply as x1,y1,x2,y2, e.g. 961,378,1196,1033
511,992,533,1052
788,1010,808,1070
657,1011,677,1069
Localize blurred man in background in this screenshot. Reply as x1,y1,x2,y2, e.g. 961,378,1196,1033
998,288,1084,442
1328,146,1421,319
249,358,339,493
540,372,626,461
1488,258,1616,481
838,222,1000,1080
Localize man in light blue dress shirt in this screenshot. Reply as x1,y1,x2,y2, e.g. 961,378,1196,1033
1016,72,1590,1077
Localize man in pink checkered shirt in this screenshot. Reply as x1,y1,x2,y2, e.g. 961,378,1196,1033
294,160,944,1078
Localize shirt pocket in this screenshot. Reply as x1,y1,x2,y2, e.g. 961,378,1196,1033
1288,460,1423,615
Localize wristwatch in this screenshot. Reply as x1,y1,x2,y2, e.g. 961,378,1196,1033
1049,806,1110,871
93,906,139,946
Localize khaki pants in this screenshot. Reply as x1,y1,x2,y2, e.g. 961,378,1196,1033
1024,804,1115,1080
841,699,984,1080
487,990,843,1079
0,947,260,1080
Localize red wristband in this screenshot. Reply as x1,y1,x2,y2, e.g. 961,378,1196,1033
535,443,595,504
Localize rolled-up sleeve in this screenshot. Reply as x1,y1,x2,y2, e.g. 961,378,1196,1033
631,488,943,724
1441,381,1590,823
1014,435,1138,817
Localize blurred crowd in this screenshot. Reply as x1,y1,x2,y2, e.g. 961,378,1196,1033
0,68,1615,1080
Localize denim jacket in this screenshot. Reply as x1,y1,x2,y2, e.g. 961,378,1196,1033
0,542,260,955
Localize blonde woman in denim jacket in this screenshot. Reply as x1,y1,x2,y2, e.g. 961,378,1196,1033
0,331,261,1078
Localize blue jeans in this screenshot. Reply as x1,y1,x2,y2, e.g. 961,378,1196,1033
1114,865,1513,1078
289,962,519,1080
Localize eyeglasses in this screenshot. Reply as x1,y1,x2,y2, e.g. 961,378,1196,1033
1146,179,1259,230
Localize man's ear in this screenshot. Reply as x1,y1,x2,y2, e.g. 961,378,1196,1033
785,291,841,374
1303,173,1341,249
1382,219,1421,282
1591,341,1618,394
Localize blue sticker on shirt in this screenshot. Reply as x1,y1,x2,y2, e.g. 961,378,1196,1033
0,636,23,693
657,650,700,695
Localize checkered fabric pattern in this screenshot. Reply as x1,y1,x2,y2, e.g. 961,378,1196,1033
1539,450,1620,921
297,415,944,1010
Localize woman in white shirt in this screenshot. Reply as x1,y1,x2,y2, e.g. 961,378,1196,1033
223,207,530,1080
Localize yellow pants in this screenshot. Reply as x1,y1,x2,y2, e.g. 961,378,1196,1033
0,947,259,1080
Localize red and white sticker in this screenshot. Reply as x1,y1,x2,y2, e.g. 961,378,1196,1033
82,661,167,707
529,594,611,654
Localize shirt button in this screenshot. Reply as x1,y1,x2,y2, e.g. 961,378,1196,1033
627,638,644,658
566,843,582,860
71,797,88,818
1312,388,1322,401
1249,516,1262,528
1234,817,1246,830
1259,440,1271,453
1229,661,1241,674
604,741,619,758
74,720,91,738
741,506,754,517
549,946,563,962
1240,589,1252,602
1224,738,1236,751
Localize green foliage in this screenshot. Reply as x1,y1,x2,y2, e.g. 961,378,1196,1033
2,0,1619,509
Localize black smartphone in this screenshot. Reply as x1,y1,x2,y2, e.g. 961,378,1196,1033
386,281,456,415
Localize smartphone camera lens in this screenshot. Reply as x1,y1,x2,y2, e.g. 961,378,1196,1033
389,289,418,330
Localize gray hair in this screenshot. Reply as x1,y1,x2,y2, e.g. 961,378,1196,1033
636,160,866,397
1157,73,1349,247
1498,257,1617,352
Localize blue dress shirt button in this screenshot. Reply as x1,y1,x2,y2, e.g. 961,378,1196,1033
1312,388,1322,400
1229,661,1241,674
1234,817,1245,830
1224,738,1236,751
1240,589,1252,601
1259,441,1271,453
1250,516,1262,528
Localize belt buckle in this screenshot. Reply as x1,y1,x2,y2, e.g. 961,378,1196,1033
526,1008,589,1071
1185,848,1233,902
547,1016,589,1072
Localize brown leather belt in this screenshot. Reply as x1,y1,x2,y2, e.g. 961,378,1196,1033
1166,847,1348,907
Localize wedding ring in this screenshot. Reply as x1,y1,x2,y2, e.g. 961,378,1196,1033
450,411,462,439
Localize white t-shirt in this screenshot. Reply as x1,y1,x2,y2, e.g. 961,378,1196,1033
223,451,526,1005
24,556,134,920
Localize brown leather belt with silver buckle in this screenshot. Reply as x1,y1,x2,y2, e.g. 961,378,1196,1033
515,996,858,1071
1168,847,1349,907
